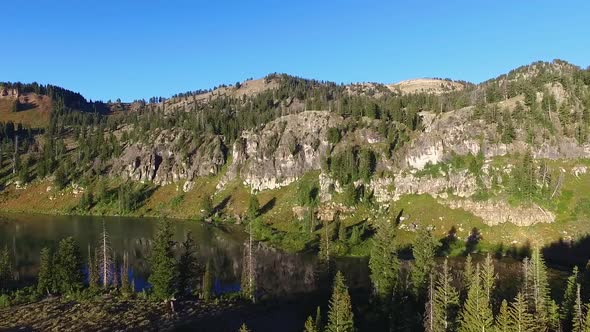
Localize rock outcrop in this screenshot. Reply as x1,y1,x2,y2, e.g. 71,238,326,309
111,130,226,185
219,111,341,191
444,199,555,226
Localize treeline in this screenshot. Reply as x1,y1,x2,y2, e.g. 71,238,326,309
0,220,215,308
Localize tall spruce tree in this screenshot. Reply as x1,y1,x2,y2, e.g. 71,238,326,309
424,274,437,332
573,284,585,332
495,300,510,332
54,237,84,294
561,266,580,329
304,315,318,332
463,254,475,293
369,219,399,301
326,271,354,332
509,292,535,332
434,259,460,331
458,265,493,332
177,231,198,297
148,219,178,302
411,228,439,297
481,253,496,304
37,247,54,295
527,248,553,329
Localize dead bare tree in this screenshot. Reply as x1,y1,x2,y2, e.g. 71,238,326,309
98,221,113,287
241,221,256,303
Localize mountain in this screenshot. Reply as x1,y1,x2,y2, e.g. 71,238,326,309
1,59,590,252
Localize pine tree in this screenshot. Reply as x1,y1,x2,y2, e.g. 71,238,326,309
202,260,213,301
177,231,198,297
584,304,590,332
573,284,585,332
148,219,178,302
239,323,250,332
411,228,439,297
528,248,552,329
495,300,510,332
54,237,84,294
247,194,260,220
561,266,579,329
304,315,318,332
37,247,54,295
315,306,323,332
434,259,460,331
326,271,354,332
319,221,334,262
369,219,399,301
508,292,534,332
481,253,496,304
458,265,493,332
424,274,436,332
463,254,475,293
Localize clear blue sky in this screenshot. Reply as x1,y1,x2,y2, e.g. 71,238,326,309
3,1,589,102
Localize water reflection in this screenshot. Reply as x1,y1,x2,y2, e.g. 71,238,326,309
0,214,369,297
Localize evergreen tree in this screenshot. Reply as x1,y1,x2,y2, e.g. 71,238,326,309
315,306,323,332
247,194,260,220
481,253,496,304
148,219,178,302
319,221,334,262
463,254,475,292
37,247,54,295
424,274,437,332
495,300,510,332
239,323,250,332
434,259,460,331
304,315,318,332
326,271,354,332
54,237,84,293
177,231,198,297
458,265,493,332
202,260,213,301
561,266,580,329
201,195,213,219
369,219,399,301
411,228,439,297
528,248,552,329
508,292,535,332
573,284,585,332
53,166,68,190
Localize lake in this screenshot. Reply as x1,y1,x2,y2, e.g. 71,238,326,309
0,213,370,298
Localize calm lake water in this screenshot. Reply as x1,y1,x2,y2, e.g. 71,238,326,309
0,213,583,331
0,213,370,298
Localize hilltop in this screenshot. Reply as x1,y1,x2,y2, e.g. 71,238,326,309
1,59,590,254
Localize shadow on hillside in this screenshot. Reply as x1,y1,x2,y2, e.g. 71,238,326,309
260,198,276,215
542,235,590,268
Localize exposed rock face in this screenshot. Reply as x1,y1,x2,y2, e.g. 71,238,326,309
444,199,555,226
219,111,342,191
392,170,479,201
401,108,590,170
112,130,226,185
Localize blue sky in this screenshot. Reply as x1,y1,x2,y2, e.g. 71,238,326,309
3,1,589,101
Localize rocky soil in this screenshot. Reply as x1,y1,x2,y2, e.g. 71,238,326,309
0,296,243,332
